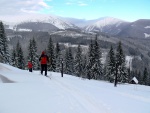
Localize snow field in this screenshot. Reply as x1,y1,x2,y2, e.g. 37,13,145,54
0,63,150,113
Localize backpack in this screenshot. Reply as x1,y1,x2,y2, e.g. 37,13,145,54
40,56,47,64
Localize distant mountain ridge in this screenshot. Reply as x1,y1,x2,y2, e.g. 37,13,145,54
62,17,150,39
84,17,129,35
2,15,150,39
12,15,80,32
117,19,150,38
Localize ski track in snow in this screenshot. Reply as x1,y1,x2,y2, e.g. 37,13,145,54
51,77,111,113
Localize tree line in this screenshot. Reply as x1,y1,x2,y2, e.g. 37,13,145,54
0,21,150,86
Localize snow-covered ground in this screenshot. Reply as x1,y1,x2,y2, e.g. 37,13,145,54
0,63,150,113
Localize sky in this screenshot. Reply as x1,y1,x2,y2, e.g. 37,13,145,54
0,0,150,22
0,63,150,113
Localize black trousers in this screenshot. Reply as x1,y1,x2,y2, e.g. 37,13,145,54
41,64,47,76
29,68,32,72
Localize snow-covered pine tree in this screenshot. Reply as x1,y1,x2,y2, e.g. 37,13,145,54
91,35,103,80
74,44,83,77
0,21,10,63
32,38,39,70
86,39,94,80
64,47,74,75
47,37,56,71
82,55,87,78
137,71,142,84
27,38,39,70
11,48,17,67
55,42,62,72
16,41,25,69
105,45,116,82
115,41,128,83
142,67,148,85
27,39,33,61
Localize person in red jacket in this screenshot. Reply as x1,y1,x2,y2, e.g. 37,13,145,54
28,61,33,72
39,51,49,76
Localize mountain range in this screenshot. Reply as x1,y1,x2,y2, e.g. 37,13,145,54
65,17,150,39
3,15,150,39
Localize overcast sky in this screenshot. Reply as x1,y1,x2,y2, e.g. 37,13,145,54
0,0,149,22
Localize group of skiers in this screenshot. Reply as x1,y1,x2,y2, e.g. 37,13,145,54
27,51,49,76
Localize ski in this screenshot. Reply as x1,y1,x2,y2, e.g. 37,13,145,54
45,75,51,79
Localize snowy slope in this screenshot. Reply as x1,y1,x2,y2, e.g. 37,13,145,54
41,15,77,29
85,17,128,35
0,63,150,113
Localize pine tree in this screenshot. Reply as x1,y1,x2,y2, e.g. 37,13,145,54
27,38,39,70
27,39,33,61
137,70,142,84
115,41,128,83
74,44,83,77
64,47,74,75
11,48,17,67
143,67,148,85
86,39,94,80
91,36,103,80
16,41,25,69
0,21,10,63
106,46,116,82
47,37,56,71
32,38,39,70
82,55,87,78
16,41,20,68
55,42,62,72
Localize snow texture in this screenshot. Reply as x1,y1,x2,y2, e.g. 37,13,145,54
17,28,32,32
0,63,150,113
144,26,150,29
144,33,150,38
125,56,133,69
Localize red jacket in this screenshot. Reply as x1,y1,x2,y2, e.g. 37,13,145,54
28,62,33,68
39,54,49,64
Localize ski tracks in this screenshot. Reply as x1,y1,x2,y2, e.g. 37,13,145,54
51,77,112,113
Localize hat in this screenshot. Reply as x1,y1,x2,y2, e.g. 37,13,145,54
42,51,45,54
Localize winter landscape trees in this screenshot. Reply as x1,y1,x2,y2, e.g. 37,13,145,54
0,20,150,86
0,21,9,63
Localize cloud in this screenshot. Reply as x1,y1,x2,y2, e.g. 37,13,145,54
38,1,50,8
78,3,88,6
44,0,52,1
65,0,88,6
66,2,74,5
0,0,51,15
77,1,88,6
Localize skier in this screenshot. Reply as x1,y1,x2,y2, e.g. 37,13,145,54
39,51,49,76
28,61,33,72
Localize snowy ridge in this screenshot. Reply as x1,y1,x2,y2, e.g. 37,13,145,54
17,14,77,30
85,17,124,32
42,15,76,29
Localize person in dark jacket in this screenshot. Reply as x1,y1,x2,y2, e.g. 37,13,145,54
28,61,33,72
39,51,49,76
